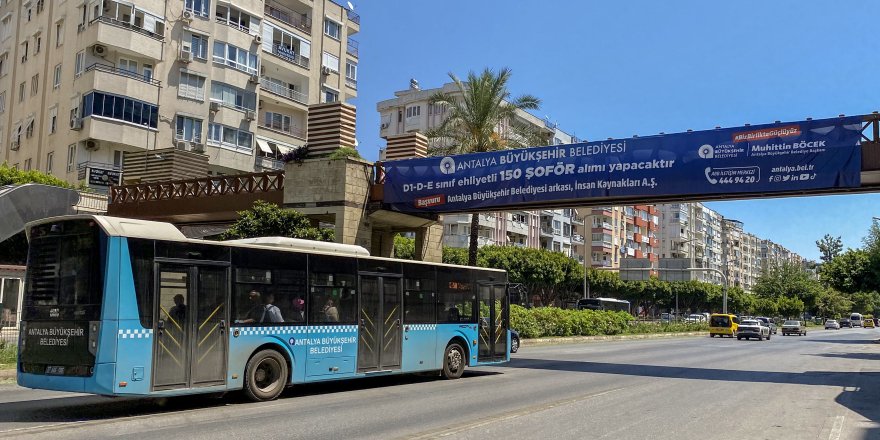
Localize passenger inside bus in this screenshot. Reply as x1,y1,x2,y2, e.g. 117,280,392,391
169,294,186,325
239,290,284,323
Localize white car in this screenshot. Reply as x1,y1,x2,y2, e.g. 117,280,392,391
737,319,771,341
825,319,841,330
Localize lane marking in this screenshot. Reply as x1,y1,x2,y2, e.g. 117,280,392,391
401,387,627,439
829,415,845,440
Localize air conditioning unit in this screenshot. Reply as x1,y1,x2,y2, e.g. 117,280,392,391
248,74,260,84
380,122,389,129
10,140,19,151
209,101,221,112
244,110,256,121
321,66,332,75
178,47,193,63
191,142,205,153
182,10,194,22
85,140,99,151
77,23,86,33
70,117,83,130
92,44,108,57
175,140,189,150
254,34,262,44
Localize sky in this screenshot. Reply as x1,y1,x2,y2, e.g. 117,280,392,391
346,0,880,261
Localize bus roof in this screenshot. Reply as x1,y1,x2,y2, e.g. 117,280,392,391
25,215,505,273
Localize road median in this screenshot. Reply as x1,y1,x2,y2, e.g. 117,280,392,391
522,331,706,347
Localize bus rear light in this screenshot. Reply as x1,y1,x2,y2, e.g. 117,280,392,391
88,321,100,356
119,381,128,387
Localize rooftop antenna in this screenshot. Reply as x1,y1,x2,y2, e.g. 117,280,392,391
409,78,420,90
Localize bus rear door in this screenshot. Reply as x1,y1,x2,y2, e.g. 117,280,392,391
477,283,508,362
357,274,402,372
153,263,229,391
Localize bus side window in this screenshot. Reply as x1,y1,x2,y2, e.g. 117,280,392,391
309,255,357,324
403,264,436,324
231,248,307,325
437,267,474,323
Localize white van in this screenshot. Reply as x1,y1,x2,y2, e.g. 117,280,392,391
850,313,864,327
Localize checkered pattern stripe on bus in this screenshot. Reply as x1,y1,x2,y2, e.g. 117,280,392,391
407,324,437,331
233,325,358,336
118,329,153,339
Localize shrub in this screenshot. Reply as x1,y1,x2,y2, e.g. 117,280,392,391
508,306,707,339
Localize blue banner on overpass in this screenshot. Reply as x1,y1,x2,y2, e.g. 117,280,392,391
382,116,864,213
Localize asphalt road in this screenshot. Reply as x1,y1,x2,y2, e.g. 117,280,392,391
1,328,879,440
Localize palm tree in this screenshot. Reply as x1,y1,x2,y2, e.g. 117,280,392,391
426,67,544,266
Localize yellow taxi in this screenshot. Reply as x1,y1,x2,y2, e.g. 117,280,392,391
865,316,876,328
709,313,739,338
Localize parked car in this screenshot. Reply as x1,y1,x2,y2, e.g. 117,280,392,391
737,319,771,341
865,319,876,329
825,319,841,330
782,320,807,336
756,316,777,335
839,318,852,328
510,329,520,353
685,314,706,323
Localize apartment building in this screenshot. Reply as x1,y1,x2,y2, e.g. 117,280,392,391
721,219,763,291
571,205,659,270
0,0,359,190
377,80,587,255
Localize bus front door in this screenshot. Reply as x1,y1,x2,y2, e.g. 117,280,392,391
357,275,402,372
153,264,229,391
478,284,508,362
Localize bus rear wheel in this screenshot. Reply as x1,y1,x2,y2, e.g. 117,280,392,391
244,349,288,402
442,342,466,380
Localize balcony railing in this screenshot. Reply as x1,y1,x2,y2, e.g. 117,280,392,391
268,43,310,69
345,77,357,89
540,226,554,236
256,156,284,170
110,171,283,203
265,1,312,33
175,130,203,145
346,37,359,57
346,9,360,24
90,15,164,41
260,121,306,140
216,17,254,35
260,80,308,105
85,63,162,87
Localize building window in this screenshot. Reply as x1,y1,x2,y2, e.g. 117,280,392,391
323,19,341,39
0,92,5,113
81,91,159,128
48,106,57,134
405,106,421,118
185,0,211,17
207,123,253,152
74,51,84,76
24,158,31,171
46,152,53,174
178,70,206,101
55,20,63,46
176,115,203,143
345,60,357,80
53,64,61,88
210,81,256,111
323,88,338,103
18,82,24,102
184,32,208,60
1,15,11,41
25,119,34,138
0,53,6,77
67,144,76,172
20,41,27,62
264,112,292,132
34,34,41,54
215,4,259,34
30,74,39,96
321,52,339,72
212,41,258,75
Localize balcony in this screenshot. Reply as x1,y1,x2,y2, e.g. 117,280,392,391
259,120,307,140
346,38,359,57
592,240,613,248
572,234,585,244
570,216,584,225
87,16,164,60
267,43,310,69
264,0,312,34
80,63,161,104
256,156,284,171
260,79,309,106
540,226,554,237
345,77,357,89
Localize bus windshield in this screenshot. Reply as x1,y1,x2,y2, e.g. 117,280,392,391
23,220,104,321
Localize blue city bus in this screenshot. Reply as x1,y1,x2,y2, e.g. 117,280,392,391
18,216,510,401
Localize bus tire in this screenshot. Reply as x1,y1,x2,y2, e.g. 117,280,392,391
244,349,288,402
442,342,466,380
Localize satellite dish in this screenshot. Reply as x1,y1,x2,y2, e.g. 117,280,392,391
347,1,355,10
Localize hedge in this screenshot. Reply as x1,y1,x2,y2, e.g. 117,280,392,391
510,305,708,338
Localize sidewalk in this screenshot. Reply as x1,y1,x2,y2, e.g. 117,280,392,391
522,331,706,347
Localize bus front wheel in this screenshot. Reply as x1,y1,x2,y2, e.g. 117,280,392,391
442,342,466,380
244,349,289,402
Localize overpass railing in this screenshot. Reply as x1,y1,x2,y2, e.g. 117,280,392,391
110,171,284,204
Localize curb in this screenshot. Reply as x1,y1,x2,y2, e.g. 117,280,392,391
521,331,707,347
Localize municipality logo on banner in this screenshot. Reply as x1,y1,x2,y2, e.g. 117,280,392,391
698,144,714,159
439,157,456,175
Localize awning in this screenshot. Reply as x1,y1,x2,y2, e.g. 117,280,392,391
256,138,272,154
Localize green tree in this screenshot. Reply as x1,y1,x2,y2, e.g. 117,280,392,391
754,297,779,317
0,164,76,264
393,235,415,260
426,68,543,266
442,246,468,265
219,200,334,241
850,291,880,315
863,218,880,254
820,249,872,293
816,234,843,263
753,261,823,313
776,296,805,319
477,246,580,306
815,289,853,318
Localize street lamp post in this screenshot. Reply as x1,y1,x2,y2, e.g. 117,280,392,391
581,214,589,299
